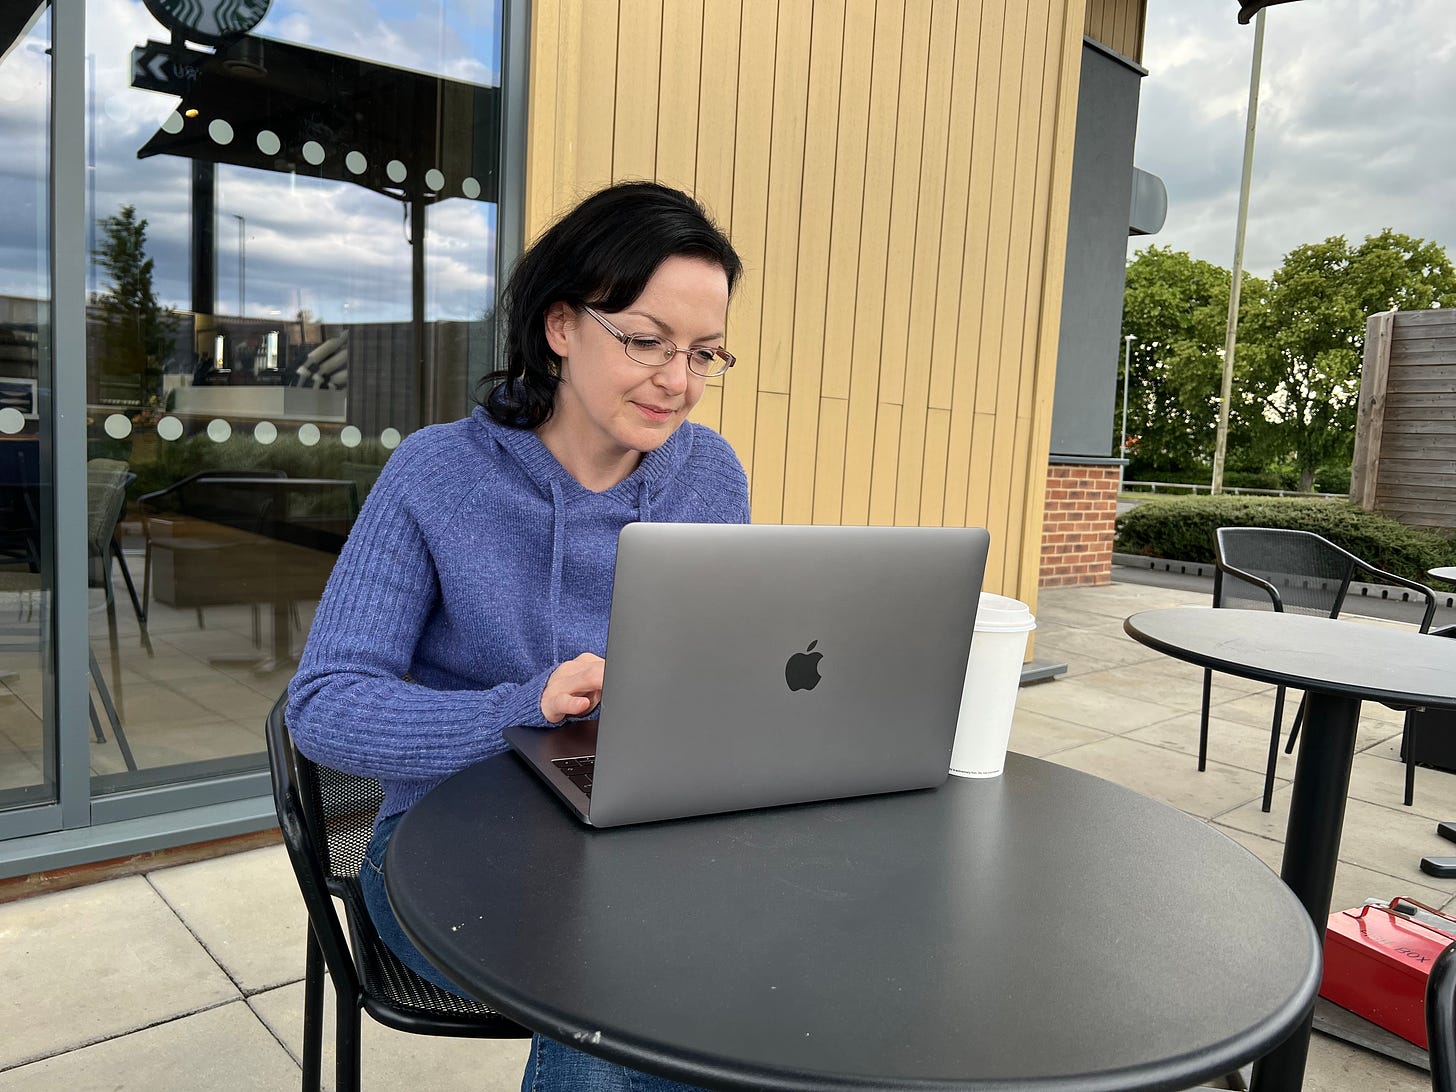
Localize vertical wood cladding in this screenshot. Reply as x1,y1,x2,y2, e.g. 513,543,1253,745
1083,0,1144,63
525,0,1087,614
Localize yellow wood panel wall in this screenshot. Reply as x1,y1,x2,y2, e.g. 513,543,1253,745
525,0,1086,614
1084,0,1144,62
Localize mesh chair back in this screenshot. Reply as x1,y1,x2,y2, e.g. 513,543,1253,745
1216,528,1357,616
86,465,136,589
265,694,527,1043
308,756,384,883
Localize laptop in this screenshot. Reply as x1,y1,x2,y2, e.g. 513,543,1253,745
504,522,990,827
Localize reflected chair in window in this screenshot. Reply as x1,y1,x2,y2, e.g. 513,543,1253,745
264,695,527,1092
1203,527,1437,812
0,571,136,771
88,460,148,644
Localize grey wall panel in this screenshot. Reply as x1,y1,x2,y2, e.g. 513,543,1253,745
1049,44,1143,459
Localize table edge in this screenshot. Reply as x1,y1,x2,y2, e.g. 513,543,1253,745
1123,608,1456,708
385,754,1325,1092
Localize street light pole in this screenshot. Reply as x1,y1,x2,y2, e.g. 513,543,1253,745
1212,8,1266,495
231,213,246,318
1119,334,1136,493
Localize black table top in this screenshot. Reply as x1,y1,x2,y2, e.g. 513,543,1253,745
1125,607,1456,710
387,751,1321,1092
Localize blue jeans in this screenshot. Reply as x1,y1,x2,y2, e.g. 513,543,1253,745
520,1035,709,1092
362,812,709,1092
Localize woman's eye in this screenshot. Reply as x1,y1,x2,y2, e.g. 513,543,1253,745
627,335,665,351
690,348,719,365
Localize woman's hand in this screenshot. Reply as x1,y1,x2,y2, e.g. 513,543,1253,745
541,653,605,724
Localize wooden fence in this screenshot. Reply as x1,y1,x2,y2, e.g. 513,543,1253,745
1351,308,1456,531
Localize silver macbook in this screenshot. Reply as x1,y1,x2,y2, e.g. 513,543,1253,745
504,522,990,827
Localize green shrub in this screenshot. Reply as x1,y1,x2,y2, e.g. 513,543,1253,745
1114,496,1456,582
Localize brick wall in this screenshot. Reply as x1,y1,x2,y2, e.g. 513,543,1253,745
1039,463,1120,588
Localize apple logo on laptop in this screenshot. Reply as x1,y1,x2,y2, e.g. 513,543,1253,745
785,641,823,692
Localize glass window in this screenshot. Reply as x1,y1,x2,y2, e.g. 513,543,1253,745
0,3,56,812
83,0,502,793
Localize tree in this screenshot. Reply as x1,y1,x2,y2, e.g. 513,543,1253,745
94,204,179,407
1253,230,1456,490
1118,246,1274,477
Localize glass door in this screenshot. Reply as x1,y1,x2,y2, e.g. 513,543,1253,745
82,0,502,798
0,3,57,825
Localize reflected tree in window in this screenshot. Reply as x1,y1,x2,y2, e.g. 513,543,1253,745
92,203,180,410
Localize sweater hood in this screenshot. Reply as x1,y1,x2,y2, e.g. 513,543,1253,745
472,404,699,659
470,404,693,512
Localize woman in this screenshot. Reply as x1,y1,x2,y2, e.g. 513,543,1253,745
287,181,747,1091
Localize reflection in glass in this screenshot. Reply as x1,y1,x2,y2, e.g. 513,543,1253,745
0,5,56,813
82,0,503,794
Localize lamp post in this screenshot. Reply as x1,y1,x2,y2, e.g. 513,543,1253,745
1212,7,1266,495
231,213,246,318
1119,334,1136,493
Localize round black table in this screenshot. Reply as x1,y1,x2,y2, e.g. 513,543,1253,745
387,750,1320,1092
1125,606,1456,1091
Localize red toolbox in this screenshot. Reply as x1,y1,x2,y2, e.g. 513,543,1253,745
1320,898,1456,1048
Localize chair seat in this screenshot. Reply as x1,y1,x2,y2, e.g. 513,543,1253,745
334,879,523,1034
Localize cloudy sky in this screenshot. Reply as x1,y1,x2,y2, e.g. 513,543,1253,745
1129,0,1456,278
0,0,501,323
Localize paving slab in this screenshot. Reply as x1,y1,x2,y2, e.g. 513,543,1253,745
147,844,307,994
1346,749,1456,821
1007,708,1111,758
1013,676,1184,734
1068,663,1251,710
1215,825,1453,932
1127,711,1295,785
0,1001,297,1091
0,875,237,1069
249,981,530,1092
1210,692,1404,753
1218,789,1456,897
1046,735,1269,819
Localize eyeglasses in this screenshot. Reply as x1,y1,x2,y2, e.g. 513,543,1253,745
581,306,736,378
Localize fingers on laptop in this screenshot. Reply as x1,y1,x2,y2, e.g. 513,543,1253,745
541,653,605,724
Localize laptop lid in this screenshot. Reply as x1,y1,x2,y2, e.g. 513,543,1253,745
509,522,989,827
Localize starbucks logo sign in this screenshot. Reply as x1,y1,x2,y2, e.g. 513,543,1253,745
143,0,271,44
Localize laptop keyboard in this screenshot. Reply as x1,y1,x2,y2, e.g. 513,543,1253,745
552,756,595,797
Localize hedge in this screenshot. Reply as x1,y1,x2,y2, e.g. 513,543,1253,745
1114,496,1456,584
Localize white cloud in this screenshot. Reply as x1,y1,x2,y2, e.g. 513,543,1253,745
0,0,500,320
1132,0,1456,277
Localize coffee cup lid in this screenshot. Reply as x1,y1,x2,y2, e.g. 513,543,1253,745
975,592,1036,632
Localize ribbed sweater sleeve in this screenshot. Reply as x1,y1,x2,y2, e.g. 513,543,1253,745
286,431,549,784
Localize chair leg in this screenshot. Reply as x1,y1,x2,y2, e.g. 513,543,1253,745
1284,694,1307,754
113,541,146,623
302,925,324,1092
1262,686,1287,813
1405,711,1418,808
89,648,137,771
1198,669,1212,772
335,989,362,1092
112,542,153,656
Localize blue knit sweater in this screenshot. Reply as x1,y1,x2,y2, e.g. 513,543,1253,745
286,406,750,822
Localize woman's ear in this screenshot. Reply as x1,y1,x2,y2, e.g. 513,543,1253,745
544,302,575,359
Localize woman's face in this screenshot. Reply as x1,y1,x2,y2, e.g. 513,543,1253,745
540,254,730,488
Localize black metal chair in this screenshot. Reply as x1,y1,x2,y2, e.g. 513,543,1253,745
264,694,528,1092
1428,940,1456,1092
1203,527,1437,812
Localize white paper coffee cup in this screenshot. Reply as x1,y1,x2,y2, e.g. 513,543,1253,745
949,592,1036,778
